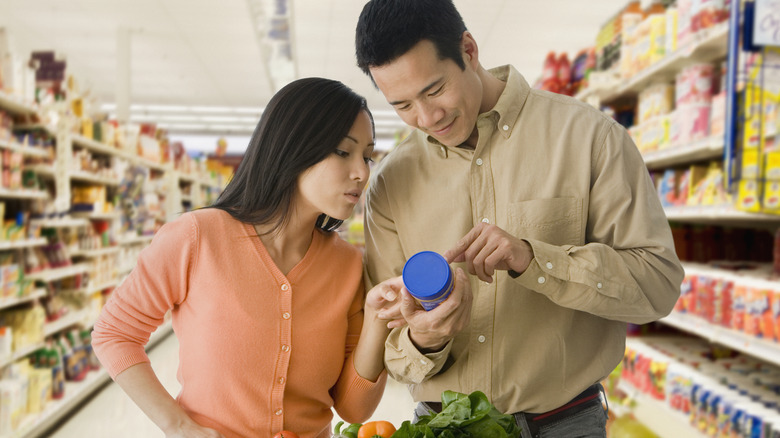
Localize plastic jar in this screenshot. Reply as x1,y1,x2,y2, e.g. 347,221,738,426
402,251,454,311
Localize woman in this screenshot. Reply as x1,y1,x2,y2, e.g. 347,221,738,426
92,78,402,438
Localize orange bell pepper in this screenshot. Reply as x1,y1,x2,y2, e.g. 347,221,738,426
357,421,396,438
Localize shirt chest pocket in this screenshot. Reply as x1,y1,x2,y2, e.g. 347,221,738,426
507,198,584,246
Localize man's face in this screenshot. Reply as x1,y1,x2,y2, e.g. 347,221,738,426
369,39,483,148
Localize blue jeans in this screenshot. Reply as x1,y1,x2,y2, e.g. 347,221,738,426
513,400,608,438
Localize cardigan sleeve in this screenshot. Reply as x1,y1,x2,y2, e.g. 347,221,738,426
91,213,197,379
330,278,387,423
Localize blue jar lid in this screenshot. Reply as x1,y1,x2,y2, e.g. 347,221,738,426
402,251,452,300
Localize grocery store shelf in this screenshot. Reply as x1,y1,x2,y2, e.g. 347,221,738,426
0,92,37,116
25,164,56,178
643,135,724,170
616,379,704,438
576,23,728,104
664,206,780,226
0,187,49,200
69,170,121,186
31,217,90,228
661,311,780,368
0,288,47,311
0,238,47,250
70,246,121,258
0,342,45,369
8,319,173,438
43,310,88,337
70,211,121,221
26,264,90,283
13,124,57,138
136,157,170,173
119,235,154,246
63,278,121,296
0,139,50,159
71,134,132,160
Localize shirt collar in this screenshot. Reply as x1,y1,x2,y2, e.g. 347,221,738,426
490,65,530,139
425,64,531,146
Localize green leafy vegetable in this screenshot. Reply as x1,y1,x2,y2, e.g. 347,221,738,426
390,390,521,438
334,420,362,438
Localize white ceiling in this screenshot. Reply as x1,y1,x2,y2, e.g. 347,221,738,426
0,0,631,150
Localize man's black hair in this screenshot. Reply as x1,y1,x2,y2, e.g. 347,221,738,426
355,0,467,78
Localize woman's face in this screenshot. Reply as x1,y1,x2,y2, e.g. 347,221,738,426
296,110,375,221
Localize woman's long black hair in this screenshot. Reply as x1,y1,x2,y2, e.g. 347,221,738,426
211,78,374,234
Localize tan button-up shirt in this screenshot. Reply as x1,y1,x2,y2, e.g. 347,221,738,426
363,65,684,414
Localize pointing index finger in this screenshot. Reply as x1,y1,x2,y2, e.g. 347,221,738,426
443,226,480,263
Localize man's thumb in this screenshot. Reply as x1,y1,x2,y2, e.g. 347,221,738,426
399,289,418,316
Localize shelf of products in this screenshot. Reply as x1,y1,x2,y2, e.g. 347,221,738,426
664,206,780,226
0,290,46,313
616,378,704,438
0,45,229,437
6,319,173,438
662,311,780,367
25,264,90,283
0,92,36,117
643,135,724,170
577,22,729,106
554,1,780,436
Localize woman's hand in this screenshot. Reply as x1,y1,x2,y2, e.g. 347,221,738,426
366,276,406,329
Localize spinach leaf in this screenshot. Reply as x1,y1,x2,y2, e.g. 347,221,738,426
390,390,521,438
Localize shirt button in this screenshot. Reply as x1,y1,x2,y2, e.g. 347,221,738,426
597,282,603,289
282,312,291,319
503,124,509,131
476,158,483,166
481,218,489,223
546,262,553,269
278,377,285,384
281,345,290,352
420,359,427,365
538,276,546,284
275,409,283,416
477,335,486,343
281,284,289,291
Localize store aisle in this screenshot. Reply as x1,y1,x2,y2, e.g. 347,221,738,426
49,332,417,437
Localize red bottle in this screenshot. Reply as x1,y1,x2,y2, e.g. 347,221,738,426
557,53,572,95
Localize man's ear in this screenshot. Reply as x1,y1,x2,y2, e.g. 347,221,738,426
461,31,479,69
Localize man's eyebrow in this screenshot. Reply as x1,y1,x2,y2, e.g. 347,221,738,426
388,78,443,106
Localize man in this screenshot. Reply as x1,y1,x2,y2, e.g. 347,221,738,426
355,0,684,437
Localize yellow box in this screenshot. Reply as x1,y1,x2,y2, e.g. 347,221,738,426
649,14,666,66
81,117,93,139
763,180,780,213
766,150,780,180
687,164,710,206
737,180,762,212
741,148,761,179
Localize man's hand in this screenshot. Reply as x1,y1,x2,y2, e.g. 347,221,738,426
401,268,472,353
443,223,534,283
366,276,406,329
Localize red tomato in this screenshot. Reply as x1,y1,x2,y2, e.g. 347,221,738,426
272,431,299,438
